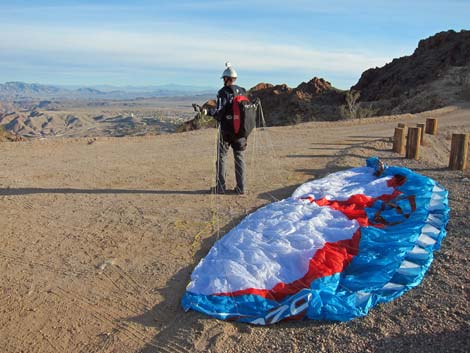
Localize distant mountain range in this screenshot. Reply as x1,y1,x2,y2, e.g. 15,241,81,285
2,30,469,138
0,82,216,100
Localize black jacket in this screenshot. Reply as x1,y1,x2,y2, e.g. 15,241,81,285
207,85,246,135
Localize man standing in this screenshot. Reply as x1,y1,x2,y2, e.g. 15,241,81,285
205,63,247,195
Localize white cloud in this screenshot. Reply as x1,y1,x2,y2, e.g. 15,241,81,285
0,24,390,76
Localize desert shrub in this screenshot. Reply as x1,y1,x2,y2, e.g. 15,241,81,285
356,104,378,119
346,90,360,118
175,113,216,133
462,73,470,101
285,114,303,125
340,101,377,120
340,90,361,119
339,105,349,119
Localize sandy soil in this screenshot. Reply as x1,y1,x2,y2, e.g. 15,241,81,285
0,105,469,353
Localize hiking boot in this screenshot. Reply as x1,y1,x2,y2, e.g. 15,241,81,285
234,186,246,196
210,186,226,194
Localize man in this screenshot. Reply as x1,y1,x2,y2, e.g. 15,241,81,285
205,62,247,195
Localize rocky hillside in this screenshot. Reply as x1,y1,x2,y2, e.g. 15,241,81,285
249,30,470,125
179,78,347,131
248,77,346,125
353,30,470,114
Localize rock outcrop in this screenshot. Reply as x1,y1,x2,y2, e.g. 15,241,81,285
249,77,346,125
352,30,470,114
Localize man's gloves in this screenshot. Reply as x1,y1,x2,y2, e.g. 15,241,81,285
192,103,201,113
192,104,208,116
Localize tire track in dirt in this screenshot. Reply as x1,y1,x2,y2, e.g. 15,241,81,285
144,316,204,353
39,330,67,353
53,286,159,350
94,261,155,315
0,242,155,351
193,321,239,352
0,249,87,277
112,263,150,297
0,293,10,309
146,317,240,353
77,332,116,353
84,203,154,302
0,341,25,353
78,202,156,313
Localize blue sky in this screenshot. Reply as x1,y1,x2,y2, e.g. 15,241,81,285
0,0,468,89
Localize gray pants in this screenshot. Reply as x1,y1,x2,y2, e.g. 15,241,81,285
216,133,246,192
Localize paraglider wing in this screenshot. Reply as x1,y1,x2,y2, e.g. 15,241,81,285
182,158,449,324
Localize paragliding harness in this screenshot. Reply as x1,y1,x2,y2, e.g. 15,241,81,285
192,86,265,140
226,85,258,139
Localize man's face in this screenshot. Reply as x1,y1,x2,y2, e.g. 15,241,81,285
223,77,235,86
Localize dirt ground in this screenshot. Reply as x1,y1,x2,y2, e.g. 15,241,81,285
0,105,469,353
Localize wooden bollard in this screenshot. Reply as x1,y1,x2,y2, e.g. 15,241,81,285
417,123,425,145
449,133,469,170
425,118,438,135
406,127,421,159
393,127,406,155
397,123,407,139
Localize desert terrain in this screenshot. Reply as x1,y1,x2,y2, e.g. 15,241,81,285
0,96,211,138
0,104,469,352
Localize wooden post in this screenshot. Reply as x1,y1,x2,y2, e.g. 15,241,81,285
425,118,438,135
406,127,421,159
417,123,425,145
397,123,407,140
449,133,469,170
393,127,406,155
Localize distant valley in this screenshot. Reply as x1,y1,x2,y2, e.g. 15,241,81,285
0,96,211,139
0,82,215,100
1,30,469,139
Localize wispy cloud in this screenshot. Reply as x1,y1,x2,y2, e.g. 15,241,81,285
0,24,390,75
1,1,467,87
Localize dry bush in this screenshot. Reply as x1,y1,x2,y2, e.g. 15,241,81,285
344,90,360,119
286,114,303,125
340,90,377,119
462,73,470,101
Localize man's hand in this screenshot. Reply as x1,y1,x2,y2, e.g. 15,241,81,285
192,103,202,113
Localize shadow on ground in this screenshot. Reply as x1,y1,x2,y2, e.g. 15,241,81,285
257,184,299,201
125,135,455,351
127,216,247,352
0,188,210,196
372,326,470,353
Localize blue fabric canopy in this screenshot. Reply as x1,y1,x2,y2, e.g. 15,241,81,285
182,158,449,324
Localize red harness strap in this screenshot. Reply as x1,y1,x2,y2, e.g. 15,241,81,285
232,96,249,134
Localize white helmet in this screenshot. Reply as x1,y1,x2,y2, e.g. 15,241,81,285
221,62,237,79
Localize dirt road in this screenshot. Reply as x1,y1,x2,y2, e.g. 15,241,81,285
0,105,469,352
